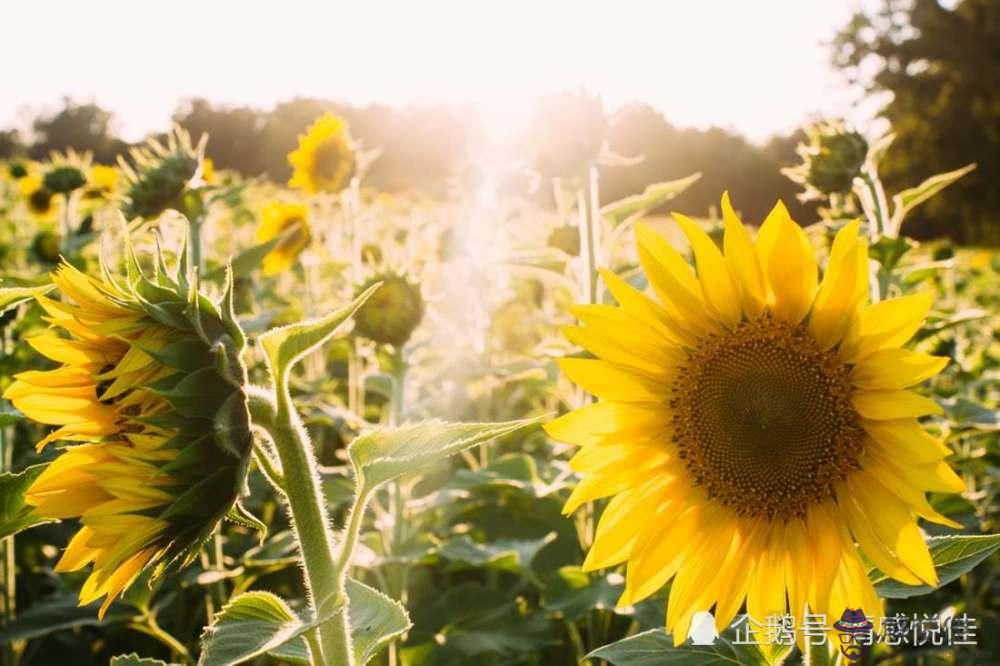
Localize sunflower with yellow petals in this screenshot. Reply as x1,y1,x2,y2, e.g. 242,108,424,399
545,194,963,647
4,254,252,618
287,113,356,194
256,200,311,275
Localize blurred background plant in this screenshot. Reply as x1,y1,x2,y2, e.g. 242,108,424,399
0,0,998,664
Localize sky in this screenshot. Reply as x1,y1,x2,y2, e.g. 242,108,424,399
3,1,871,144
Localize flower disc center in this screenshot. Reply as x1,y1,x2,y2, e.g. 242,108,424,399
672,315,863,520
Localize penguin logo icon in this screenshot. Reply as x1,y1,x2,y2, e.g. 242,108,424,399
688,611,719,645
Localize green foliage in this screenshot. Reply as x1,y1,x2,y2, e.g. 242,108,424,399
869,534,1000,599
833,0,1000,242
0,464,53,538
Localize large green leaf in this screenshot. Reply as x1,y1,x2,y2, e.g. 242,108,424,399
267,578,411,666
259,284,379,386
198,591,308,666
436,533,555,578
600,173,702,225
349,417,540,494
0,592,107,645
586,628,766,666
110,655,178,666
869,534,1000,598
0,284,52,315
543,566,623,622
0,464,53,538
892,163,976,227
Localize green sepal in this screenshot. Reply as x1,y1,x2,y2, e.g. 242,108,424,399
213,391,253,460
158,435,215,477
137,338,214,373
147,367,228,419
226,501,267,544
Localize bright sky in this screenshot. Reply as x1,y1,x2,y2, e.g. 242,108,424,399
4,0,869,143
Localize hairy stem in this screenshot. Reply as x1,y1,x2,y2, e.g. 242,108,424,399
248,387,350,665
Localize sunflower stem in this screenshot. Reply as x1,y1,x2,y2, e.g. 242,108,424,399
248,386,352,665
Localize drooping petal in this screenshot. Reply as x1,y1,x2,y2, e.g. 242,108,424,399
851,389,943,420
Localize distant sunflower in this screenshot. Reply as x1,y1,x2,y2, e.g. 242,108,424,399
4,256,252,618
19,175,56,221
546,194,962,646
287,113,356,193
256,201,311,275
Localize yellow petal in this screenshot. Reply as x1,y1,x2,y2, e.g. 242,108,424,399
809,220,868,350
852,389,943,420
836,482,922,586
746,522,788,630
839,292,934,363
713,518,767,630
666,511,736,642
600,269,695,348
850,348,949,390
847,472,938,586
55,527,99,572
673,213,741,327
557,358,668,403
584,478,677,571
562,325,673,380
861,451,962,528
634,223,718,335
862,418,953,463
755,201,817,325
721,192,768,318
544,401,667,447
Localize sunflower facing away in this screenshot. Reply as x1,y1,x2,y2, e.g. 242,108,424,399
287,112,356,194
256,200,311,275
3,251,252,617
545,194,963,647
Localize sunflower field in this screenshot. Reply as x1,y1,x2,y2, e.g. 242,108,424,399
0,102,997,666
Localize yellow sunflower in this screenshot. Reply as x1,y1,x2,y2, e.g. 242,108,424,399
89,164,119,193
287,113,356,193
19,175,57,221
4,258,252,617
545,194,962,647
256,201,311,275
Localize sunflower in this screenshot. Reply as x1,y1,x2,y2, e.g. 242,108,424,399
256,201,311,275
353,272,424,348
19,175,57,221
3,254,252,618
545,194,962,648
287,113,356,194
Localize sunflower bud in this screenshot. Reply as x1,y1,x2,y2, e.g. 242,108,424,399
786,120,868,196
31,230,61,264
120,127,202,220
43,165,87,195
353,273,424,347
8,161,28,180
3,247,252,618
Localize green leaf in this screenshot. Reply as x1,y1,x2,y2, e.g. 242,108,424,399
267,579,411,666
0,284,52,315
600,173,702,225
198,591,308,666
110,654,179,666
586,628,765,666
892,163,976,226
436,533,555,577
0,464,53,538
349,417,541,494
259,284,379,386
543,566,624,621
939,397,999,432
226,501,267,542
0,592,108,644
0,401,23,427
869,534,1000,598
203,233,287,282
346,578,411,665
